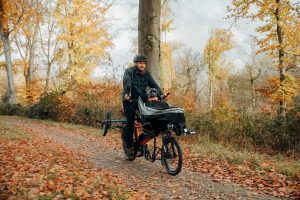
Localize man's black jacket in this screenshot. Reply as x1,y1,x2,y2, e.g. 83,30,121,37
122,66,162,103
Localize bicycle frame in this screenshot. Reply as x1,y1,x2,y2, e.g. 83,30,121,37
100,109,183,175
102,117,166,162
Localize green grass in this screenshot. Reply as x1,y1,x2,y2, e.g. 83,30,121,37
273,159,300,178
1,115,124,138
107,184,131,200
39,118,106,137
1,115,103,136
0,116,31,141
37,192,80,200
185,136,300,180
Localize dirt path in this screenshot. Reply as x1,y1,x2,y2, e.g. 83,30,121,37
3,117,285,200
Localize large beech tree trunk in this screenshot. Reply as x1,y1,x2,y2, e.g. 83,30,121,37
138,0,161,84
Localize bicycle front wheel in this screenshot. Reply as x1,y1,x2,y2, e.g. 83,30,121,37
162,138,182,175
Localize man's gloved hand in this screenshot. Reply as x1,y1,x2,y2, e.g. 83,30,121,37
161,93,170,101
124,93,131,101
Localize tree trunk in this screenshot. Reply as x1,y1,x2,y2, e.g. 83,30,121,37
44,61,51,92
249,69,261,110
207,51,213,109
1,33,16,104
250,79,255,109
138,0,161,84
43,29,54,93
0,0,16,104
25,32,36,104
208,74,213,109
28,34,36,84
275,0,286,116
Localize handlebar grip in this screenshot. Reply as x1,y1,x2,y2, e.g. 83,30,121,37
161,93,170,99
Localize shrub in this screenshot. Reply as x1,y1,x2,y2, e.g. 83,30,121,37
28,92,62,120
191,107,238,141
69,83,123,126
0,103,28,116
191,108,300,153
267,109,300,152
70,105,101,126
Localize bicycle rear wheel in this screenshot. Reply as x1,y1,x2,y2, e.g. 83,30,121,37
162,138,182,175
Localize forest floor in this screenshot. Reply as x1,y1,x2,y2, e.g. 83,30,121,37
0,116,299,200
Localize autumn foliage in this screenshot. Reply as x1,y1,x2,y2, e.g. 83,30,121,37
0,1,299,198
191,106,300,153
27,83,122,126
256,73,299,110
0,120,135,199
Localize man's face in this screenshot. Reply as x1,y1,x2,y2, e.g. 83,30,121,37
137,61,146,71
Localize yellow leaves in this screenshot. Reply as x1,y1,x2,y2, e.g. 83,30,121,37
270,74,299,106
169,91,198,113
161,0,174,33
0,0,14,31
161,19,174,32
55,0,112,85
160,42,175,90
1,0,42,34
204,29,234,69
257,73,299,109
228,0,299,114
203,29,233,108
228,0,300,68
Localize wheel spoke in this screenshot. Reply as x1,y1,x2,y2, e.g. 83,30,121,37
171,142,177,158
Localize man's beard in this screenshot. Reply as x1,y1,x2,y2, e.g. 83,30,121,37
136,66,146,74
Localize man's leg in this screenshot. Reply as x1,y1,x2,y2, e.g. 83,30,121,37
123,102,137,149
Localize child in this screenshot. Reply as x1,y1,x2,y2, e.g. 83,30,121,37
145,88,170,110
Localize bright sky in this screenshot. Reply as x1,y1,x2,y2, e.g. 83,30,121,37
92,0,259,80
0,1,259,81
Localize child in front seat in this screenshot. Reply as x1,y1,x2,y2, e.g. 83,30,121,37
145,88,169,110
138,88,170,144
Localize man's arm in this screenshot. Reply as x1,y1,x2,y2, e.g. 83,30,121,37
123,68,132,100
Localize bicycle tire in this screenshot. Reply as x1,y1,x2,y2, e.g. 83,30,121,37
162,138,182,175
121,128,136,161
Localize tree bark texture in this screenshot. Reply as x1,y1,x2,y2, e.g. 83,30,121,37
275,0,286,116
138,0,161,84
0,0,16,104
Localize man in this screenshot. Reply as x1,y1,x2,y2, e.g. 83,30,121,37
122,54,163,159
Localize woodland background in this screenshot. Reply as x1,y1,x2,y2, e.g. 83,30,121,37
0,0,299,155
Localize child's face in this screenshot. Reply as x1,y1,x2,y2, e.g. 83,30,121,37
148,96,159,101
